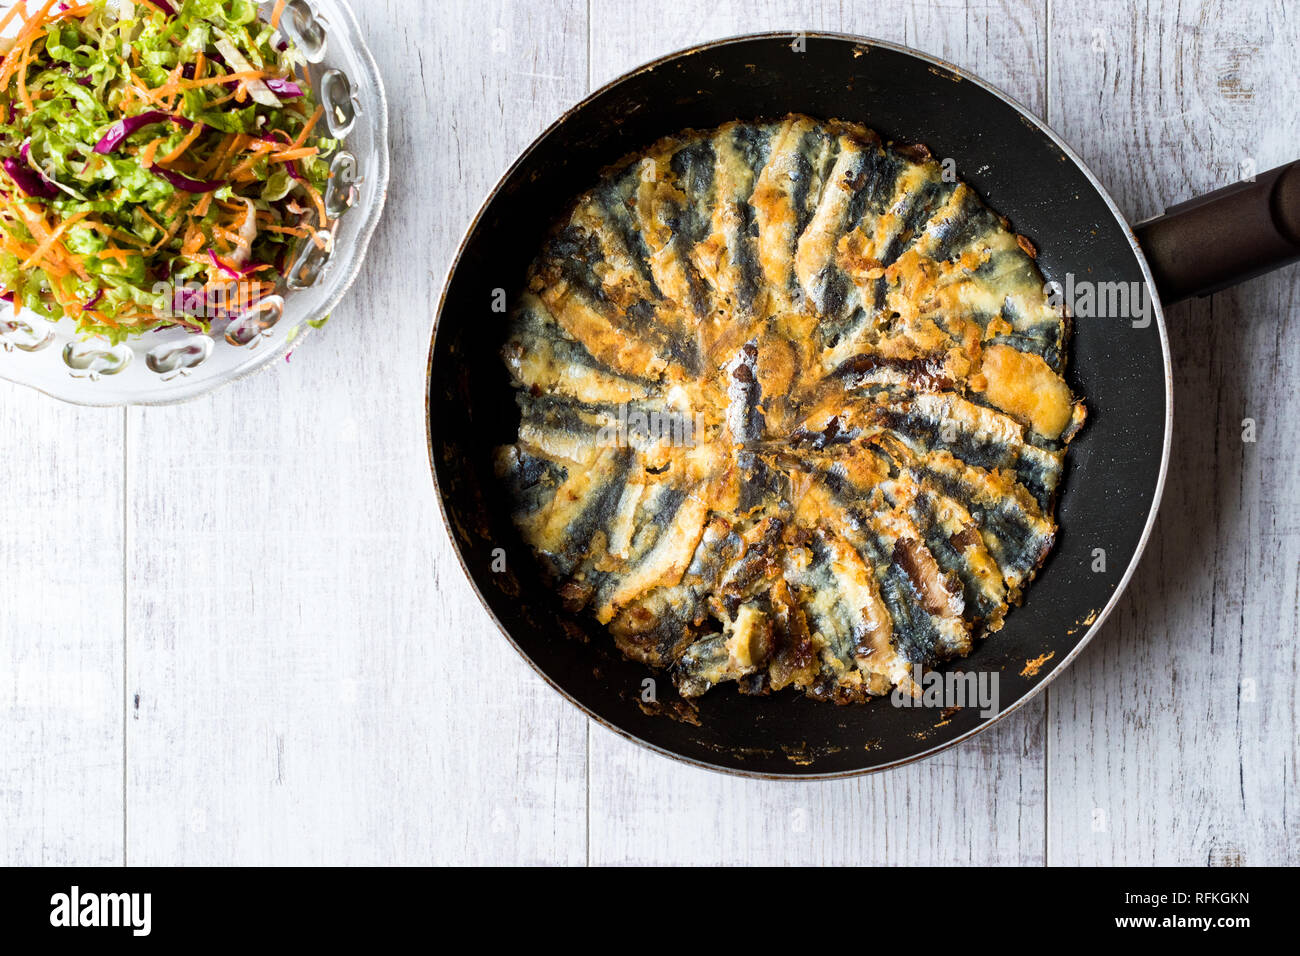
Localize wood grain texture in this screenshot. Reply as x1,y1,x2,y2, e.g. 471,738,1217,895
122,0,589,865
1045,0,1300,865
590,704,1046,865
584,0,1052,866
589,0,1049,113
0,391,123,865
0,0,1296,866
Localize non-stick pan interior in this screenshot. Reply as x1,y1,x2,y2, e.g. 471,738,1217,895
428,34,1170,776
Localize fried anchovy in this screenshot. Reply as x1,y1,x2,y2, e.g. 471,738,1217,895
499,115,1086,704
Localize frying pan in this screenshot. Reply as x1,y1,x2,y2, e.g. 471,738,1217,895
426,34,1300,777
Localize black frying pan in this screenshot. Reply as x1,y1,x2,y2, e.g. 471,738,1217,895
426,34,1300,777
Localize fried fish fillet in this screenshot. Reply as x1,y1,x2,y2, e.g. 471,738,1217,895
497,115,1086,704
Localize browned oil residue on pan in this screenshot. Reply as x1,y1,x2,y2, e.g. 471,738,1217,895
1020,652,1056,678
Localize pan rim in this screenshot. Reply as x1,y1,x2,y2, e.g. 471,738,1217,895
425,31,1175,780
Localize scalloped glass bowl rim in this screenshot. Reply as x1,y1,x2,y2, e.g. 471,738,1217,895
0,0,391,407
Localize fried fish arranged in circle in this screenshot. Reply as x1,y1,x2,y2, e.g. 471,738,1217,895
497,115,1086,705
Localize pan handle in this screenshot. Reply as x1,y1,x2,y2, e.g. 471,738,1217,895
1135,160,1300,304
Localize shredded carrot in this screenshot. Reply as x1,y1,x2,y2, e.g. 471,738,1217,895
2,29,43,97
137,208,166,235
301,180,328,226
157,122,204,165
36,258,71,277
203,88,240,108
1,0,334,331
0,3,24,33
158,63,184,110
269,147,319,164
181,226,205,258
15,31,40,112
212,225,245,247
211,136,257,182
138,138,164,170
10,199,52,243
224,145,277,182
82,221,149,248
97,248,139,263
0,235,38,259
291,105,324,149
262,224,313,237
196,133,240,178
128,71,165,107
159,69,269,95
0,1,56,87
148,220,184,253
22,209,89,269
147,197,189,252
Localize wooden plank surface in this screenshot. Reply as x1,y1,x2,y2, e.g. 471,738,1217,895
121,0,589,865
1044,0,1300,866
0,393,124,865
0,0,1295,866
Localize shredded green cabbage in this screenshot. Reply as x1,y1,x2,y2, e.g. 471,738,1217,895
0,0,339,342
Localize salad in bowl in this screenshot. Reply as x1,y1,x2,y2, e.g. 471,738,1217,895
0,0,389,404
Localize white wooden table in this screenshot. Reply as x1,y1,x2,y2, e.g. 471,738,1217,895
2,0,1296,866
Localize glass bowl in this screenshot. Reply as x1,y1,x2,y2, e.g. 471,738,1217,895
0,0,390,406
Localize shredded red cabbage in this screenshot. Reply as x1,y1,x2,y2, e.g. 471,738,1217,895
94,111,194,154
3,155,58,199
263,78,304,98
206,248,266,280
171,285,228,319
156,168,223,193
19,140,65,195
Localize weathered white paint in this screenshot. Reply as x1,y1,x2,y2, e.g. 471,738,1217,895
0,397,123,865
0,0,1294,865
1044,0,1299,866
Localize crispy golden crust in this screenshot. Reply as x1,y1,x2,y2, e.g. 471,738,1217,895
498,115,1085,703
